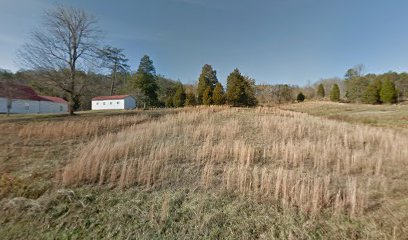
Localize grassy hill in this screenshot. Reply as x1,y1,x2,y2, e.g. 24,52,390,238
281,101,408,130
1,105,408,239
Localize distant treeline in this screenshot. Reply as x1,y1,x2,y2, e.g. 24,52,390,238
0,56,258,110
2,63,408,110
256,65,408,105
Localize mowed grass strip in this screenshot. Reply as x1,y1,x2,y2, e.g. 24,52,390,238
281,101,408,129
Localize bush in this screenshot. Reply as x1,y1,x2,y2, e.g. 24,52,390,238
296,92,305,102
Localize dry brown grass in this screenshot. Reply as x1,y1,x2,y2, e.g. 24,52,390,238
17,114,152,140
61,106,408,220
0,109,179,199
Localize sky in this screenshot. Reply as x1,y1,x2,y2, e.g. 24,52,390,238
1,0,408,85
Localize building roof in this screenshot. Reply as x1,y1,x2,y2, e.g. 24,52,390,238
39,95,68,104
0,82,67,104
92,95,131,101
0,82,46,101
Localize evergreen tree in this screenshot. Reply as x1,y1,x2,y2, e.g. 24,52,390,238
363,79,382,104
212,82,225,105
344,66,370,102
296,92,305,102
173,82,186,107
317,83,325,98
98,46,130,96
380,79,397,104
132,55,159,107
226,69,258,107
185,93,197,106
202,86,212,105
197,64,218,104
330,84,341,102
137,55,156,74
243,76,258,106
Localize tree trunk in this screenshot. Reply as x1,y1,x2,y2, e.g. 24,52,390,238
110,73,115,96
69,94,75,115
110,66,117,96
69,67,76,115
6,98,11,116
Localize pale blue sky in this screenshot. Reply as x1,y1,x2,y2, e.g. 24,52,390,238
1,0,408,85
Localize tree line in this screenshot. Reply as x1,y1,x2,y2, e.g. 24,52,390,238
0,5,257,114
307,65,407,104
255,65,408,105
129,58,257,108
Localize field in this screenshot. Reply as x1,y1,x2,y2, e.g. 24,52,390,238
281,101,408,130
1,103,408,239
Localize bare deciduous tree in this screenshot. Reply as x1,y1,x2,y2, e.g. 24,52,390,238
18,5,100,115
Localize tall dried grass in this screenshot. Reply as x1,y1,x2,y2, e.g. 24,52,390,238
61,106,408,217
18,114,152,140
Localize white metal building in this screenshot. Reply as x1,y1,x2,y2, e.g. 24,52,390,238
0,83,68,114
91,95,136,110
38,96,69,113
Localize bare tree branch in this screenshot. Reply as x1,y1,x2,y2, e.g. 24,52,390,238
17,5,101,115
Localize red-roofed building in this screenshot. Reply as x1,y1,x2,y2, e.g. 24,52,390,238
0,83,68,114
39,95,68,104
91,95,136,110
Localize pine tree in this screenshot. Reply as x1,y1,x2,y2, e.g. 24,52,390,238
363,79,382,104
243,76,258,106
202,86,212,105
98,46,130,96
296,92,305,102
132,55,159,107
330,84,340,102
197,64,218,104
185,93,197,106
212,82,225,105
317,83,325,98
226,69,258,107
173,83,186,108
380,79,397,104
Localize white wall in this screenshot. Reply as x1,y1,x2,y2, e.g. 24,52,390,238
0,97,40,114
0,97,68,114
0,98,7,113
92,99,125,110
92,97,136,110
39,101,68,113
